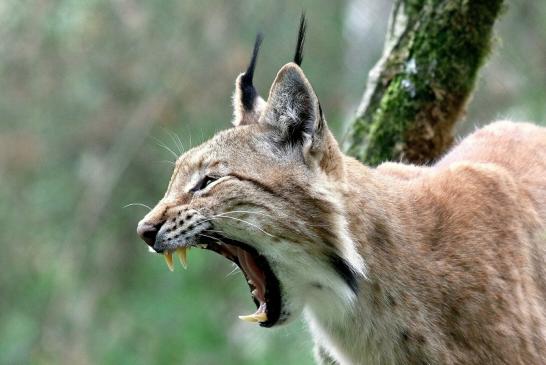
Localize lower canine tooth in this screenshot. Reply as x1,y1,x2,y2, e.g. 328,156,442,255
164,252,174,271
176,247,188,269
238,311,268,323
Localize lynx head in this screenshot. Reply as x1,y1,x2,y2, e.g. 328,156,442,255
137,16,364,327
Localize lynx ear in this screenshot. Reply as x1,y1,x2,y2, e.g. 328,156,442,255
232,33,266,126
260,63,326,160
260,14,328,160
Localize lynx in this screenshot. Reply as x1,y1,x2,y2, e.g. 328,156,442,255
137,17,546,365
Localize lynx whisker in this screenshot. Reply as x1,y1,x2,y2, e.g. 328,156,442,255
123,203,152,211
216,210,276,220
204,229,225,234
226,263,241,278
151,136,179,159
164,128,186,155
198,233,228,246
218,210,331,228
202,215,275,238
160,159,176,166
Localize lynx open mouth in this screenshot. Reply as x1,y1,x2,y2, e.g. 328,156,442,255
156,234,282,328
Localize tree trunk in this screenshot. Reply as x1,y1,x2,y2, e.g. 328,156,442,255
344,0,505,165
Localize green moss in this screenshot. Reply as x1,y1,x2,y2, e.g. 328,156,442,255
345,0,504,165
404,0,429,21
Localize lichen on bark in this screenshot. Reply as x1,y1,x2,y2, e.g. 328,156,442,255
345,0,505,166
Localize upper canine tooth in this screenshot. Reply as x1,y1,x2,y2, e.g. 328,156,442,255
164,251,174,272
176,247,188,269
238,311,268,323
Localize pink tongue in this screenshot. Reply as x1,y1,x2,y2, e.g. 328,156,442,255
236,247,266,303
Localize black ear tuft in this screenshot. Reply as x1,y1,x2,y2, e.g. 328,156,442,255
240,33,263,110
293,13,306,66
232,33,266,126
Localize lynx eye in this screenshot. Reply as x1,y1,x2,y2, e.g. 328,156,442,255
190,175,218,193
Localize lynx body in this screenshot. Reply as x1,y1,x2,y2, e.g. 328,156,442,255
137,24,546,365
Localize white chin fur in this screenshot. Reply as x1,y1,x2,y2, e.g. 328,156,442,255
260,237,361,322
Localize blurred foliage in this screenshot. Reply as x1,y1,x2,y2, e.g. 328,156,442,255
0,0,544,364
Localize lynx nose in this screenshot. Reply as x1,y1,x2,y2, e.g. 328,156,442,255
137,222,161,248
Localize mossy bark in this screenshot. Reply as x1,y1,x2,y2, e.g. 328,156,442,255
345,0,504,165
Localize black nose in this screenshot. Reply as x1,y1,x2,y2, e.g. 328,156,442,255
137,222,160,247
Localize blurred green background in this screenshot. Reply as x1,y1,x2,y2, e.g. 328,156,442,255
1,1,545,364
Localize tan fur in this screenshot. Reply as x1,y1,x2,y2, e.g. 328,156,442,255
326,120,546,364
138,63,546,364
